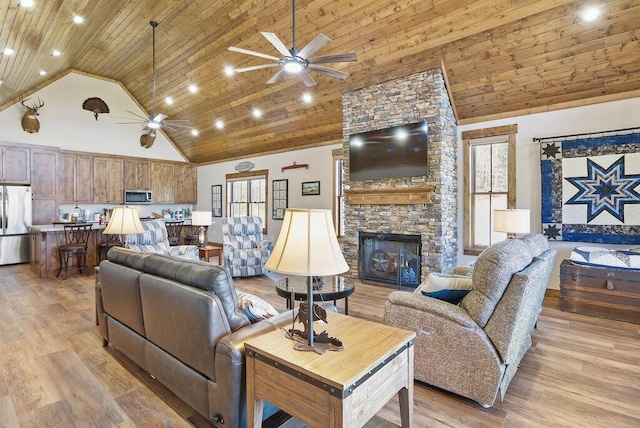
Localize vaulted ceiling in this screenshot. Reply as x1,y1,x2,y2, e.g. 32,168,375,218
1,0,639,164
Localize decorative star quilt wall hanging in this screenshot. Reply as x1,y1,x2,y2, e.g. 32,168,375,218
539,132,640,244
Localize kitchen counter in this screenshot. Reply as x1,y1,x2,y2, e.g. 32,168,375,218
29,218,193,278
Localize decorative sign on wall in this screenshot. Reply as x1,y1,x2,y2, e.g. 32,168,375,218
539,128,640,244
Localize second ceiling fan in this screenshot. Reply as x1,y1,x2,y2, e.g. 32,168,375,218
228,0,357,87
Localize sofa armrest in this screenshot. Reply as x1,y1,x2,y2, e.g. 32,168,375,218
386,291,476,328
258,239,273,253
215,310,294,366
168,245,199,260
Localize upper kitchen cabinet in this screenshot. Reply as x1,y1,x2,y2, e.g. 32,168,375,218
175,163,197,204
93,157,123,204
59,153,93,204
151,162,175,204
123,159,151,191
1,146,30,183
31,149,58,224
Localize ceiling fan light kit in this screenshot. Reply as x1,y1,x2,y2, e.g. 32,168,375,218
228,0,356,87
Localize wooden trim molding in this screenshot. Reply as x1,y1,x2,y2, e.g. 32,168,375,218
345,187,434,205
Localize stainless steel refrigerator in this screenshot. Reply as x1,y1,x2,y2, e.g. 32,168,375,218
0,184,32,265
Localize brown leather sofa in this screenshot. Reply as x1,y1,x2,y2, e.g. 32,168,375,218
95,247,291,427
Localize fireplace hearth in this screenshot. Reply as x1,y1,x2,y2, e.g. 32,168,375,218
359,232,421,288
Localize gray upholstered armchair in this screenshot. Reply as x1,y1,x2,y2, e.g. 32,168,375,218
384,234,556,407
221,217,273,277
124,219,199,260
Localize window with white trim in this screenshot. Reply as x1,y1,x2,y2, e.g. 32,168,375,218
226,170,268,232
462,125,517,255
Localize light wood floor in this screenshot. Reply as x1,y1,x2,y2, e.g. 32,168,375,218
1,263,639,427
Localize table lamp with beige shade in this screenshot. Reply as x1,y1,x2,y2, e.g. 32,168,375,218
102,206,146,246
191,211,212,247
494,208,531,239
265,208,349,353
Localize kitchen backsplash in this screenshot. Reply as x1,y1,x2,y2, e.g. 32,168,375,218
58,204,195,221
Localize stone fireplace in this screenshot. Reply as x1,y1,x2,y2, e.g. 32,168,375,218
341,68,457,286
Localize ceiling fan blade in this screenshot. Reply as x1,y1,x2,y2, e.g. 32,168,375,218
160,124,178,131
299,69,317,87
297,34,332,59
164,120,192,128
266,69,286,85
235,63,281,73
308,52,357,64
118,121,145,125
307,64,350,80
228,46,281,61
152,113,167,123
261,32,291,57
125,110,150,120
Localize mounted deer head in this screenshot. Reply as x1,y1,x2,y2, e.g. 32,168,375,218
19,97,44,133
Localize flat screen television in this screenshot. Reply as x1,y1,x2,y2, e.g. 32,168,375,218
348,121,429,181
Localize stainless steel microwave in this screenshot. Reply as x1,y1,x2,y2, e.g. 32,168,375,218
124,189,152,204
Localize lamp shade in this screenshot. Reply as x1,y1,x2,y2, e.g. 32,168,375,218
191,211,212,226
103,207,145,235
265,208,349,277
494,209,531,234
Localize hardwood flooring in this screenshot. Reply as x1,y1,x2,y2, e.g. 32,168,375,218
0,263,639,427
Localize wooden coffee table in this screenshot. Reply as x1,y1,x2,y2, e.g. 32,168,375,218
245,312,415,427
275,276,355,314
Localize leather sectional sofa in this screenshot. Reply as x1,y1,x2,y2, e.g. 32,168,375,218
95,247,291,427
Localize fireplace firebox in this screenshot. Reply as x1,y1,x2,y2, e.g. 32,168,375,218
358,232,421,288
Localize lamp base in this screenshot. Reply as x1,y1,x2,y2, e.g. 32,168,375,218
287,329,343,354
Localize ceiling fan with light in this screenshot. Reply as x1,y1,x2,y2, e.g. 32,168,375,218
119,21,191,148
228,0,357,87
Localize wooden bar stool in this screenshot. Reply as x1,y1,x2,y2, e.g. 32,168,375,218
57,224,92,279
166,221,184,246
97,233,123,262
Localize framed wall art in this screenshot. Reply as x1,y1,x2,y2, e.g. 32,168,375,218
211,185,223,217
302,181,320,196
272,179,288,220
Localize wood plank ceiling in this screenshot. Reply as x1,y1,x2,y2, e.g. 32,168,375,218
0,0,639,164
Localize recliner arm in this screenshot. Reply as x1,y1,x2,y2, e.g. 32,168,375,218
168,245,199,260
386,291,476,328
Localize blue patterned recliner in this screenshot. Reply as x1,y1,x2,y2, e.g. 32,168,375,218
222,217,273,277
125,219,199,260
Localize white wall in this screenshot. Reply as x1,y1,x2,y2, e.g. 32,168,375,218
197,144,340,244
457,96,640,289
0,72,185,161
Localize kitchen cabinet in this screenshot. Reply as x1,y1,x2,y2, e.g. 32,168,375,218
93,157,123,204
1,146,30,183
123,159,151,190
151,162,175,203
59,153,93,204
174,163,197,203
31,149,58,224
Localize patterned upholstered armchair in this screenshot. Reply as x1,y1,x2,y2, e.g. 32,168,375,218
221,217,273,277
124,219,199,260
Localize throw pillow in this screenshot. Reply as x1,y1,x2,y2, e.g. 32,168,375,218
416,273,473,304
237,292,279,323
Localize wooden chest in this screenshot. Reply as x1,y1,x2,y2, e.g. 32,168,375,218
559,260,640,324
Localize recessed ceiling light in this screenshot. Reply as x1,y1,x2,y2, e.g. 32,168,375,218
223,66,234,77
191,129,199,136
188,84,198,93
73,15,84,24
0,80,3,85
52,49,61,57
39,70,47,76
3,47,14,56
20,0,34,8
252,108,262,118
581,6,601,22
215,120,224,129
302,92,313,103
164,96,173,105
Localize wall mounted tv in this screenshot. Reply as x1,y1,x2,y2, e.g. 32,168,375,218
348,121,429,181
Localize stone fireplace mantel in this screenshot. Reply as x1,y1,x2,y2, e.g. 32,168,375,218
344,186,434,205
